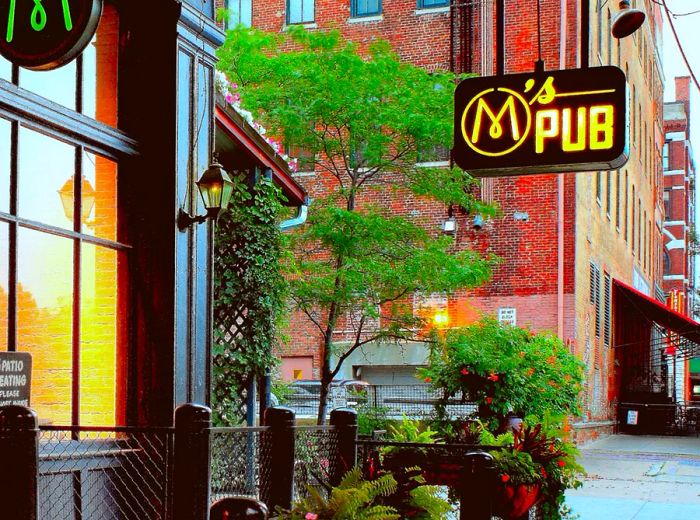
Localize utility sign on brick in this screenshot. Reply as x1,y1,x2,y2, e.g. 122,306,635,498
0,352,31,406
452,66,629,177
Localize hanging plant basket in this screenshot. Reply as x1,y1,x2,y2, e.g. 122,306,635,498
494,483,541,520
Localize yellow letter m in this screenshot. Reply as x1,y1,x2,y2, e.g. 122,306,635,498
470,95,521,144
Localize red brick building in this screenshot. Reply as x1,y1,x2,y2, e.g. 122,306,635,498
662,76,699,402
219,1,666,438
662,76,695,316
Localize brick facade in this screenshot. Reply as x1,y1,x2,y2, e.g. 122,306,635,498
229,1,666,433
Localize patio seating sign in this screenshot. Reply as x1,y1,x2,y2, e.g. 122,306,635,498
0,0,103,70
0,352,32,406
452,66,628,177
626,409,638,425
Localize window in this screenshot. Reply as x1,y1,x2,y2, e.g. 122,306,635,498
603,272,611,347
631,185,636,252
225,0,252,28
663,141,669,170
607,10,612,64
615,171,620,229
596,172,602,204
663,249,671,276
352,0,382,17
664,190,671,220
624,172,628,241
0,4,127,427
418,0,449,7
606,171,611,218
590,262,601,337
287,0,314,24
417,144,449,163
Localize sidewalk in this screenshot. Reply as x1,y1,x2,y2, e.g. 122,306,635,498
565,435,700,519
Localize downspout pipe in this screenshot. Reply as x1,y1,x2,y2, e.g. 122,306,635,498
279,196,310,231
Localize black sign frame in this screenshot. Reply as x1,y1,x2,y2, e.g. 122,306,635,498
452,66,629,177
0,351,32,407
0,0,103,71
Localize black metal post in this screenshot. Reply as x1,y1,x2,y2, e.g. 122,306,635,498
329,408,358,487
496,0,505,75
261,407,296,511
246,377,257,427
581,0,590,68
0,406,38,520
259,373,272,425
459,451,496,520
173,403,211,520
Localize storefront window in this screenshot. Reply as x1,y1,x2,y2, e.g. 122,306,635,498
0,56,10,82
17,228,73,426
12,3,119,127
0,114,125,426
18,127,76,230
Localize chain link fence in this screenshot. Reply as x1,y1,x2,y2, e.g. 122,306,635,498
210,426,271,504
293,425,339,501
38,426,174,520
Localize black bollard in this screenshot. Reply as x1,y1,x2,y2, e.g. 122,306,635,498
459,450,496,520
0,405,38,520
329,408,358,486
261,407,296,511
173,403,211,520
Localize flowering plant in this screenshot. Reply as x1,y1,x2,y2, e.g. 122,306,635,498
418,318,585,431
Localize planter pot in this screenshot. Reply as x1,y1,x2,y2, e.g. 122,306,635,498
494,483,541,520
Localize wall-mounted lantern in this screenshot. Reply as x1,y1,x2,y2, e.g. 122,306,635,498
611,0,645,39
178,163,234,231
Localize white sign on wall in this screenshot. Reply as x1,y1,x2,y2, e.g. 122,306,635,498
498,307,517,326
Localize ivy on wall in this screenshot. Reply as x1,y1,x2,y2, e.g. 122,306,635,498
212,175,287,426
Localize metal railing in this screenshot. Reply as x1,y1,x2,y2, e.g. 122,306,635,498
618,402,700,435
38,426,175,520
285,384,476,419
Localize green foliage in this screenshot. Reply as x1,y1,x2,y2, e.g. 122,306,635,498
277,468,400,520
217,26,495,422
356,404,395,436
386,416,437,446
212,177,288,426
272,378,295,405
420,318,585,430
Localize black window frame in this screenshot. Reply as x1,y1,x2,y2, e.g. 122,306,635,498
351,0,382,18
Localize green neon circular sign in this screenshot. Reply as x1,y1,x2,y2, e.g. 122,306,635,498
0,0,102,71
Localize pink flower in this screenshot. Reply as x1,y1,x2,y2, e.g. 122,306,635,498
225,92,233,104
305,514,318,520
233,93,241,103
231,82,238,90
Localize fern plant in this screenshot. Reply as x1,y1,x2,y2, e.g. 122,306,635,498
276,468,400,520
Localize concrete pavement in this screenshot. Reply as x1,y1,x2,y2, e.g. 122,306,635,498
565,434,700,519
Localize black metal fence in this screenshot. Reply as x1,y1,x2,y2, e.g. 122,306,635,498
38,426,175,520
0,404,514,520
618,402,700,435
285,383,476,419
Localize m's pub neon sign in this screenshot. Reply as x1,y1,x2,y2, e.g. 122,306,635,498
452,66,628,177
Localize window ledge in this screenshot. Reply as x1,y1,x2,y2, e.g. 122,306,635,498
283,22,317,31
416,160,450,168
292,170,316,177
348,15,383,24
415,6,450,16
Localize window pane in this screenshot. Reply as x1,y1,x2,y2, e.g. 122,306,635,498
18,127,76,230
83,151,118,241
0,223,7,352
0,117,10,213
19,59,77,111
80,244,119,426
17,228,73,425
82,3,119,126
0,55,10,82
288,0,302,23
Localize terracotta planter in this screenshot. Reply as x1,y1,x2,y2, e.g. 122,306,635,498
494,483,541,520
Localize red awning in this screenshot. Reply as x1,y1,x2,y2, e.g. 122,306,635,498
613,278,700,344
215,103,307,207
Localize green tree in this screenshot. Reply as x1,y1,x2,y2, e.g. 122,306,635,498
217,27,494,423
